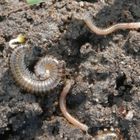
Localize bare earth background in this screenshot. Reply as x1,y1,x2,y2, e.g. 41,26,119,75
0,0,140,140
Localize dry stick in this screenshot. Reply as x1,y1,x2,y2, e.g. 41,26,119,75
59,80,89,132
83,15,140,35
1,4,30,17
1,2,52,17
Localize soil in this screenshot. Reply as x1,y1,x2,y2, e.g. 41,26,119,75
0,0,140,140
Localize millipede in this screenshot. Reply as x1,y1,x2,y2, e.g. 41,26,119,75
9,38,64,93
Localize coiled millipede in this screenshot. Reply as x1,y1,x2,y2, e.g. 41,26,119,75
9,35,64,93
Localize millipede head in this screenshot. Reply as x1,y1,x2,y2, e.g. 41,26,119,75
34,56,64,81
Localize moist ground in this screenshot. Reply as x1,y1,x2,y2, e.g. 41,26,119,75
0,0,140,140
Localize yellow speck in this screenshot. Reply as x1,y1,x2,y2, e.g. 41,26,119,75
17,34,26,44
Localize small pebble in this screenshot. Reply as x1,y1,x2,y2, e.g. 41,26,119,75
125,110,134,121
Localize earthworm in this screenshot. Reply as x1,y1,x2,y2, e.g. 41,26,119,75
9,45,63,93
83,15,140,35
59,80,89,132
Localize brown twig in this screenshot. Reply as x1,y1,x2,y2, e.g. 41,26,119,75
1,4,30,17
59,80,88,132
1,2,48,17
83,14,140,35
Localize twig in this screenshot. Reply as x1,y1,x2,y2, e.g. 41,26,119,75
1,4,30,17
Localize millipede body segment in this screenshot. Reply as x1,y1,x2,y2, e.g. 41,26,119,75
9,45,63,93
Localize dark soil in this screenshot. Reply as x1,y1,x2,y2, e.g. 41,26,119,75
0,0,140,140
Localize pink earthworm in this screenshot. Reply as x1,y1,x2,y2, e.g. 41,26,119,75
59,80,89,132
83,15,140,35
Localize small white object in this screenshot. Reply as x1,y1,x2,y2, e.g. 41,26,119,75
125,110,134,120
9,38,19,49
